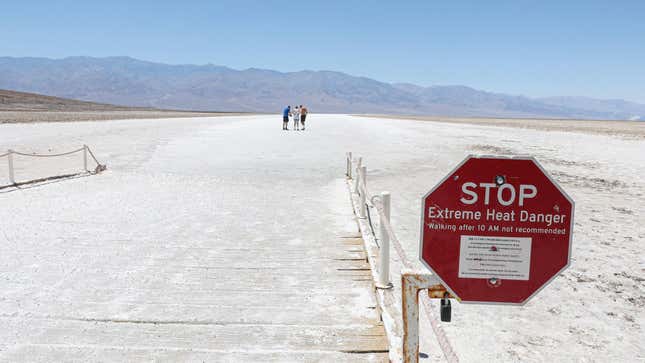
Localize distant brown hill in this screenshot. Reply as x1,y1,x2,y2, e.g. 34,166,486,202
0,89,148,111
0,88,250,123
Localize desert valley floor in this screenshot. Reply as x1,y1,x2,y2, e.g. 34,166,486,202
0,115,643,362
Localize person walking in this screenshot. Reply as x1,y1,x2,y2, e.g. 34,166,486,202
282,105,291,130
300,105,308,130
292,105,301,131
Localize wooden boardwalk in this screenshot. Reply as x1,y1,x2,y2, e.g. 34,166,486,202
0,116,388,361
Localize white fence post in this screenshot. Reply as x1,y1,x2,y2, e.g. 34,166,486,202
347,152,352,178
359,165,367,218
376,191,392,289
83,145,88,171
346,153,349,177
7,150,15,184
353,157,362,193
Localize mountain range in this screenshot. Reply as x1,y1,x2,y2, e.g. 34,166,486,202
0,56,643,120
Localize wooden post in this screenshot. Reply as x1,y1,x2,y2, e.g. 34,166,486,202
353,157,362,193
7,150,15,184
376,191,392,289
83,145,88,171
359,166,367,218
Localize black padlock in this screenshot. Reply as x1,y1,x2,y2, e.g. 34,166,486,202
440,298,451,322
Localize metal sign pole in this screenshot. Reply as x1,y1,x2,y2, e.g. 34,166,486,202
402,270,440,363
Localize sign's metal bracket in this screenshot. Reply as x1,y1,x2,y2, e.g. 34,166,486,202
402,269,455,363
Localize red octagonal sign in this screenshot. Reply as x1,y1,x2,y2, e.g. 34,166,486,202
419,155,574,305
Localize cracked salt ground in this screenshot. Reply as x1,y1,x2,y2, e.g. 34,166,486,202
350,116,644,362
0,114,643,362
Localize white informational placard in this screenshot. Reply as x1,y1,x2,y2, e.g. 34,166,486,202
458,235,532,281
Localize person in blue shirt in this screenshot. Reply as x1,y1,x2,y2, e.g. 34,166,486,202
282,106,291,130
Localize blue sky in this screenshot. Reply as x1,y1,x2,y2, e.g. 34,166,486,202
1,0,644,102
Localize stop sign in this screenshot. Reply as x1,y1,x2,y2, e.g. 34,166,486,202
419,156,574,304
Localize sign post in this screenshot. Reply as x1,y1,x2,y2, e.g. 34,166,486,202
419,155,574,304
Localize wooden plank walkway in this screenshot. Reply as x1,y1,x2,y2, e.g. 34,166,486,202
0,114,389,362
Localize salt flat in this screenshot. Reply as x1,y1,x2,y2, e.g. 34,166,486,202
0,115,643,362
348,116,644,362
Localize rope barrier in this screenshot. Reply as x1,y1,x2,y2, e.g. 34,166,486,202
86,146,102,166
365,202,379,247
375,205,414,269
357,176,380,244
421,297,460,363
10,147,86,158
351,154,458,363
2,145,106,187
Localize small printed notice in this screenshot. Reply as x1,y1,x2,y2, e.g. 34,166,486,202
458,235,531,281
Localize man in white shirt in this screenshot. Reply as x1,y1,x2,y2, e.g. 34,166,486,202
292,106,301,131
